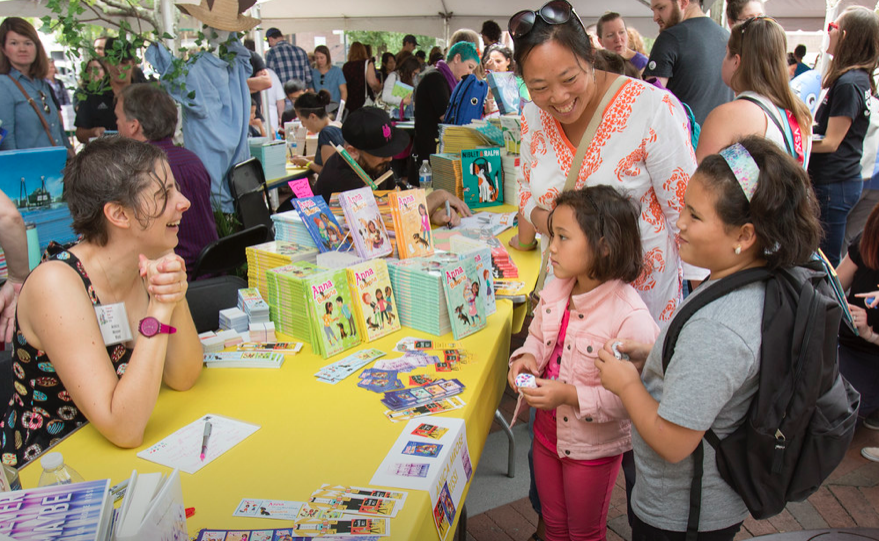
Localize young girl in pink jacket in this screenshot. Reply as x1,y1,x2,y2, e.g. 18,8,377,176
508,186,660,541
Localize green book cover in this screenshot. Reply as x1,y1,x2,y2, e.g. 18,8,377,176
460,147,504,208
306,269,362,358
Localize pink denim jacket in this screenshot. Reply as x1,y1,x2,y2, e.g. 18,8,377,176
510,277,660,460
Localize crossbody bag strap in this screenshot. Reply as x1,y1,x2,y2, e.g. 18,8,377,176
534,76,628,294
5,74,57,147
738,95,795,158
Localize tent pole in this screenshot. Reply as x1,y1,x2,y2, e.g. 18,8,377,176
815,0,841,76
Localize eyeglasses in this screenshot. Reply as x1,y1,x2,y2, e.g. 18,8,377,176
739,15,777,34
37,91,50,114
508,0,583,39
827,21,839,33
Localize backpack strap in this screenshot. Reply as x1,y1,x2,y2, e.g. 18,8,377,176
661,266,772,539
737,95,796,160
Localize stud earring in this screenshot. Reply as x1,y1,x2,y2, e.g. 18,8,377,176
734,245,742,255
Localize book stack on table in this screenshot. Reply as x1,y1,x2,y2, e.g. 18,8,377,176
429,153,463,199
245,240,318,300
501,152,520,206
265,261,323,343
387,254,459,336
270,210,319,248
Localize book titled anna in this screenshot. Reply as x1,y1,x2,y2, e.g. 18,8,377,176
346,259,401,342
338,186,393,259
389,189,434,259
292,196,352,253
0,479,114,540
441,257,486,339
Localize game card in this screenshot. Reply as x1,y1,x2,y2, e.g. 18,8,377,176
409,374,436,386
233,498,304,520
402,441,443,457
389,463,430,478
411,423,449,440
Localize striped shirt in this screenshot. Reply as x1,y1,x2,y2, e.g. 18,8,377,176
151,138,218,280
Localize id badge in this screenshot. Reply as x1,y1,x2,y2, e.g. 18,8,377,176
94,303,133,346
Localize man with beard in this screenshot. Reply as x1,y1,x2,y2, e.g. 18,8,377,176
643,0,733,124
314,107,470,225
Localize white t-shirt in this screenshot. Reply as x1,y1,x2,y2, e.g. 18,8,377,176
266,68,287,135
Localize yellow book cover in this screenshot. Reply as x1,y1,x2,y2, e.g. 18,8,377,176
389,189,434,258
346,260,401,342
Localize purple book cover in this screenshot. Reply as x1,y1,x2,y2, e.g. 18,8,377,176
0,479,111,540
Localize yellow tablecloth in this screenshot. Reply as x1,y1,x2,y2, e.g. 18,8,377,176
19,303,514,540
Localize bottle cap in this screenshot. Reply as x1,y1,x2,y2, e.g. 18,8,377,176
40,452,63,470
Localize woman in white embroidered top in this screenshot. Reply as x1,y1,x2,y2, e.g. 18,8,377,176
511,0,704,323
696,17,812,166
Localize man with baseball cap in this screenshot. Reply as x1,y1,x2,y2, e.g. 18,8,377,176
315,107,470,225
264,27,313,90
396,34,419,62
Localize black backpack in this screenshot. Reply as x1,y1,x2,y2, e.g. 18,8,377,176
661,262,860,539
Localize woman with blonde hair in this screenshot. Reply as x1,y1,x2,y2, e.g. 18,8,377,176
342,42,380,113
696,17,812,165
809,6,879,266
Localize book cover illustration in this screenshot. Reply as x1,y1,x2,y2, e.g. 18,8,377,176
391,81,414,99
389,189,434,259
441,258,486,339
460,148,503,208
498,116,522,154
346,260,401,342
0,479,112,540
306,269,362,358
292,196,352,253
338,186,392,259
450,237,497,316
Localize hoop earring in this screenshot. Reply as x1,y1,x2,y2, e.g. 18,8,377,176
735,245,742,255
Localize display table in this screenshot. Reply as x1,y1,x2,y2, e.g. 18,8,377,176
19,303,514,539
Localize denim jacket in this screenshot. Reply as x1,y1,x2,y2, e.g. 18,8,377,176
510,277,660,460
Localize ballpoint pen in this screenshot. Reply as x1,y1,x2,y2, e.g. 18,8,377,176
200,420,212,461
446,200,452,229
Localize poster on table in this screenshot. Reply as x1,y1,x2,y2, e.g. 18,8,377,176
369,417,472,541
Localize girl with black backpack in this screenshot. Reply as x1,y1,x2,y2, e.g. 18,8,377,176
594,136,823,540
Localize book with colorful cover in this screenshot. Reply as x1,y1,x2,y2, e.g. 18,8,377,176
292,196,352,253
441,257,486,339
389,189,434,259
346,259,401,342
460,148,503,208
338,186,393,259
498,116,522,154
306,269,362,358
450,237,497,316
0,479,114,540
487,71,527,115
391,80,414,99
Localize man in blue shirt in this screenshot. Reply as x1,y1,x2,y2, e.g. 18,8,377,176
264,28,313,90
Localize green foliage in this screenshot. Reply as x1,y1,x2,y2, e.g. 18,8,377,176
344,31,437,57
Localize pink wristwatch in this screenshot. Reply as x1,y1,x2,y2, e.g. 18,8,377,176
138,317,177,338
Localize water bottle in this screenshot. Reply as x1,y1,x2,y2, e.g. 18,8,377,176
25,222,40,271
37,452,85,487
419,160,433,190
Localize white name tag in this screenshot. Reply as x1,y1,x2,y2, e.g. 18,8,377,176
94,303,133,346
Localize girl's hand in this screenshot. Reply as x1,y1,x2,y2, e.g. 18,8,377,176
508,354,538,392
139,254,188,305
594,347,642,396
855,290,879,308
520,379,575,410
290,156,308,167
850,304,871,334
603,338,652,373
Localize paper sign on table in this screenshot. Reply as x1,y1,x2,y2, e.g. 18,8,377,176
369,417,472,541
288,178,314,199
137,414,260,474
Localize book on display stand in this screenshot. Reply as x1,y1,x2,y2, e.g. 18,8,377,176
338,187,393,259
440,257,486,339
346,259,401,342
460,147,504,209
388,189,434,259
305,268,362,358
292,196,352,253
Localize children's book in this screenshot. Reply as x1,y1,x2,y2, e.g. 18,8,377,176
346,259,401,342
305,268,362,358
441,257,486,339
391,81,414,100
388,189,434,259
487,71,526,115
450,236,497,316
0,479,114,541
292,196,352,253
460,148,503,208
339,187,393,259
115,469,187,541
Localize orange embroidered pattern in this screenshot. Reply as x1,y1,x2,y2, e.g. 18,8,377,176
538,187,560,210
531,129,547,158
519,188,532,212
522,115,529,137
633,247,665,292
662,93,675,116
659,299,677,321
662,167,688,213
543,110,574,178
577,82,644,188
640,188,665,234
615,129,657,183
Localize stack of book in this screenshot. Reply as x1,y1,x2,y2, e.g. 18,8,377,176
245,240,318,300
237,288,270,324
218,308,248,333
450,238,497,317
302,268,362,358
501,152,520,206
203,351,285,368
429,153,463,199
387,254,459,336
265,261,323,343
439,255,487,339
346,259,401,342
438,123,502,154
270,210,318,247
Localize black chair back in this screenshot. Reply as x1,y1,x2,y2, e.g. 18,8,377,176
228,158,275,236
190,224,270,279
186,275,248,333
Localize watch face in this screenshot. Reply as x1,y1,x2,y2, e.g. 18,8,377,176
140,317,159,336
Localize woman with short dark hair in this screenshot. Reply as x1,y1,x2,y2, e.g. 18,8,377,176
0,136,203,467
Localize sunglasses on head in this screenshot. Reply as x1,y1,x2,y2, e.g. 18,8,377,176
508,0,583,39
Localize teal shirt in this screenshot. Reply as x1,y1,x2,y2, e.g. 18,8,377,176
311,66,346,104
